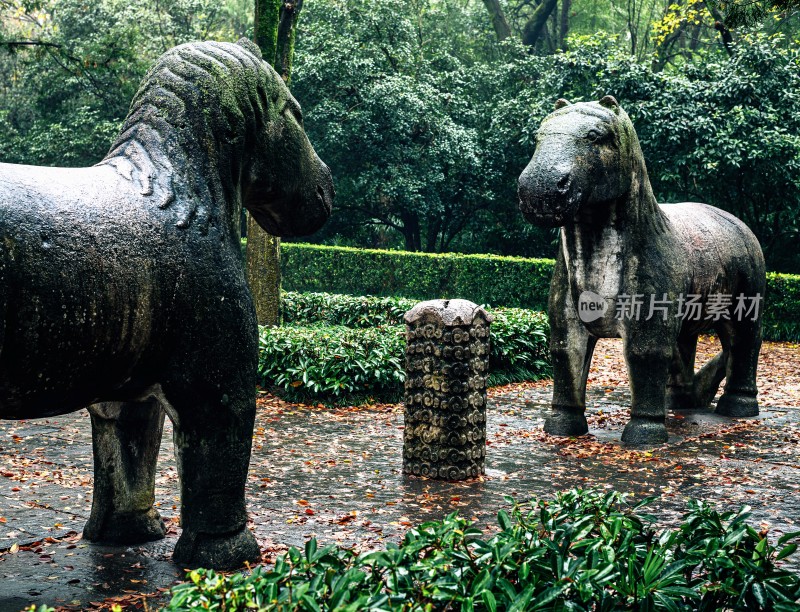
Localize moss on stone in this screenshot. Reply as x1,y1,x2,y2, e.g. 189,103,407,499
255,0,282,66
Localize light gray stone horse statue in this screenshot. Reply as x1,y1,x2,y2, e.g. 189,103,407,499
0,39,333,568
518,96,765,445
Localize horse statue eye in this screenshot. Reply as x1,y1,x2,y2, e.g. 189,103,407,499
586,129,602,142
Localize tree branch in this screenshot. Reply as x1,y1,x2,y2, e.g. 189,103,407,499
0,40,62,50
482,0,512,41
707,4,736,55
521,0,560,48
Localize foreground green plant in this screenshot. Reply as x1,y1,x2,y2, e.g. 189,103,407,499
165,489,800,611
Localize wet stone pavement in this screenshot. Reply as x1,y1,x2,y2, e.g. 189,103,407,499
0,338,798,610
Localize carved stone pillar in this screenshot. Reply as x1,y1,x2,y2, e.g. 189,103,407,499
402,299,493,481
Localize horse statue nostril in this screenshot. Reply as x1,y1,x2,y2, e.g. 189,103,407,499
557,175,570,193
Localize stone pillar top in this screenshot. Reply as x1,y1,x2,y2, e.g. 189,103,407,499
403,299,494,327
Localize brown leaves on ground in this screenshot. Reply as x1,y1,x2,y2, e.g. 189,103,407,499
585,335,800,407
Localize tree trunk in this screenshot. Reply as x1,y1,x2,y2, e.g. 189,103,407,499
522,0,560,49
559,0,571,50
254,0,282,65
401,211,421,251
627,0,639,56
276,0,304,82
481,0,512,41
247,0,303,326
708,5,735,56
689,22,702,52
424,217,441,253
246,216,281,326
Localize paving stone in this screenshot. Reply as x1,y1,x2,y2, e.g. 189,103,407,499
1,369,799,607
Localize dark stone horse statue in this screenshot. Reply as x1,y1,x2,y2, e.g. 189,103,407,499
518,96,765,445
0,39,333,568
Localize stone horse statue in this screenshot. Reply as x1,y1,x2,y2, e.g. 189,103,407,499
518,96,765,445
0,39,333,568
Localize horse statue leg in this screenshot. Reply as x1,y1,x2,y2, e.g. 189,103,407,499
159,306,261,570
165,383,261,569
621,318,674,445
544,254,597,437
666,331,698,410
667,331,728,410
84,398,167,543
692,350,729,409
715,318,761,417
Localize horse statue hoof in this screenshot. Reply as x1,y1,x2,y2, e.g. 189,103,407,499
544,407,588,437
715,393,759,418
621,418,668,446
83,508,166,545
173,526,261,570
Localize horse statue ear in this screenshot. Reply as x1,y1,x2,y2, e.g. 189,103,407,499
599,95,620,113
236,38,263,59
554,98,571,110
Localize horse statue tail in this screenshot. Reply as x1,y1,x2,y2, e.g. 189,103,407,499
692,351,729,408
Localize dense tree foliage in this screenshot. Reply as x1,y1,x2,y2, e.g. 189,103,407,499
0,0,251,165
290,0,800,271
1,0,798,271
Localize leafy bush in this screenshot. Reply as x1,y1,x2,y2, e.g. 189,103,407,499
281,291,415,328
764,272,800,344
0,107,120,168
258,324,406,403
165,488,800,611
282,244,800,343
487,308,550,385
260,293,550,402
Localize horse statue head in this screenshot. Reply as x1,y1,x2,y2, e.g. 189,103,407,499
518,95,652,227
101,38,333,238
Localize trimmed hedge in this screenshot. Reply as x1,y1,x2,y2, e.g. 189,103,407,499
282,243,800,342
281,243,553,312
260,293,550,403
165,488,800,611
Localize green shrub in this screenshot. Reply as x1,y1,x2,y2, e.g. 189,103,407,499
488,308,550,385
281,244,800,343
258,324,406,404
281,291,415,328
763,273,800,344
260,295,550,403
165,487,800,611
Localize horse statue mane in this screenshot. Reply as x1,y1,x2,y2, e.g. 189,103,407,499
99,39,275,232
